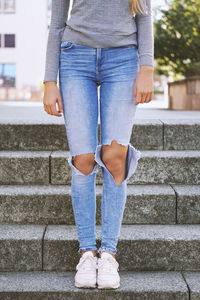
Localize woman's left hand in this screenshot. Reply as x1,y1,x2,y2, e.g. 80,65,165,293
134,65,154,105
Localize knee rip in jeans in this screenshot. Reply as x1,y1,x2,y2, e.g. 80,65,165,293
100,140,129,186
94,139,142,186
68,152,98,176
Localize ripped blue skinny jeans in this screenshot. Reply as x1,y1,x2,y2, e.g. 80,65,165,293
59,41,141,256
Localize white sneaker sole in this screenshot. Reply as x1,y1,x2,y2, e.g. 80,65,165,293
75,278,96,288
97,281,120,289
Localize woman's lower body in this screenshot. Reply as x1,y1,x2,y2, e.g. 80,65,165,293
59,41,141,259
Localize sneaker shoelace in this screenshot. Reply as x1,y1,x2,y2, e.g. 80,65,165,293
98,256,119,272
76,254,98,271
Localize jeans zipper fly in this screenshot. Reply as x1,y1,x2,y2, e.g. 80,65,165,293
96,48,101,83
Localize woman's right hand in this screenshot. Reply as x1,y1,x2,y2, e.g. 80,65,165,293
43,81,63,117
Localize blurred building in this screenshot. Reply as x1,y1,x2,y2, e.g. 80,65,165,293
0,0,51,100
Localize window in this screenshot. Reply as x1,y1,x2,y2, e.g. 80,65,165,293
0,0,16,13
0,63,16,88
0,34,15,48
4,34,15,47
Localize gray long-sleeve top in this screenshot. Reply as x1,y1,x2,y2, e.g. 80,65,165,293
43,0,154,84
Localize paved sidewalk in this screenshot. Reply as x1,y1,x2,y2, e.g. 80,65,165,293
0,101,199,123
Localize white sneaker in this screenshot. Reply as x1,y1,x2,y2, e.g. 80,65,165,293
97,251,120,289
74,250,98,288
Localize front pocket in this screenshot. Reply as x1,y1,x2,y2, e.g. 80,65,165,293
60,41,74,51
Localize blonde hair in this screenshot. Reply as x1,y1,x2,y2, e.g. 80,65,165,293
129,0,147,15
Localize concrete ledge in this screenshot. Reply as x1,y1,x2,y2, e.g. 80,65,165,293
0,271,188,300
0,184,176,225
50,150,200,185
131,119,163,150
0,151,50,185
0,120,163,151
183,271,200,300
0,225,45,271
173,185,200,224
1,224,200,272
0,150,199,185
43,224,200,271
1,119,199,151
0,123,68,151
163,119,200,150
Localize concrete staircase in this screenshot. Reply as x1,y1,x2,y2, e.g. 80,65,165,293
0,119,200,299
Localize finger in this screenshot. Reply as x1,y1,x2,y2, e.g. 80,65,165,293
146,92,153,103
134,99,139,105
150,91,154,100
44,104,50,115
134,83,137,98
135,91,142,105
133,86,138,105
143,92,150,103
47,105,53,115
55,99,63,116
147,91,154,102
50,103,62,117
43,100,47,111
145,93,151,103
144,91,151,103
43,103,47,112
49,104,56,116
140,92,146,103
57,97,63,113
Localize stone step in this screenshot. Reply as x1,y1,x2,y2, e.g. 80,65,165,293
52,150,200,185
0,271,190,300
0,184,178,225
183,271,200,299
1,224,200,272
0,150,200,185
0,225,44,271
0,119,199,151
1,185,200,225
174,185,200,224
0,151,51,185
